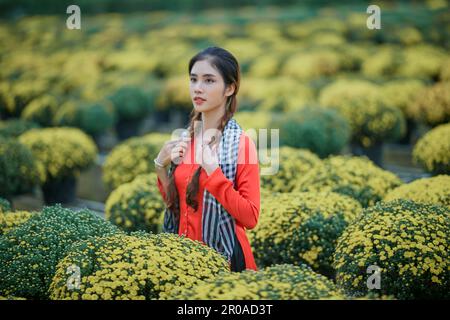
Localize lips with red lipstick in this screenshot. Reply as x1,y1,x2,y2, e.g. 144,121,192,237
193,96,206,105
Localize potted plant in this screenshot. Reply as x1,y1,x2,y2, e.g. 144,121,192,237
19,127,98,204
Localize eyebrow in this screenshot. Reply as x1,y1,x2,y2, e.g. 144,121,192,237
190,73,217,78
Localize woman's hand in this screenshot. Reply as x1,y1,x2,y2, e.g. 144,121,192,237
196,136,220,176
156,136,191,167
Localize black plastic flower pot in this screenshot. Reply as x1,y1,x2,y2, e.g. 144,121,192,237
398,119,417,145
42,175,77,205
351,142,384,168
115,118,142,141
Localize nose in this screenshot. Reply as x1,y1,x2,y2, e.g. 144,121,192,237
193,80,204,93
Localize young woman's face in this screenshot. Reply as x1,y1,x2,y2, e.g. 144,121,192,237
189,59,234,113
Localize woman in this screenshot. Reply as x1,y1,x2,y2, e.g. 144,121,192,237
154,47,260,272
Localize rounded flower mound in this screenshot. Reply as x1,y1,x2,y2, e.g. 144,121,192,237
0,204,120,299
18,127,98,184
156,76,192,111
105,173,165,233
380,79,426,119
333,199,449,299
169,264,343,300
294,156,403,207
0,210,36,235
384,175,450,208
103,133,170,190
413,123,450,174
66,102,116,137
319,79,405,147
49,232,229,300
109,85,153,121
260,147,321,193
0,137,41,197
249,192,362,277
272,107,351,158
407,82,450,127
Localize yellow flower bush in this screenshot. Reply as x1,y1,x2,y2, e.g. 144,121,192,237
281,49,342,80
412,123,450,174
168,264,343,300
102,132,170,190
239,77,314,112
49,232,229,300
18,127,97,184
319,79,406,147
285,18,347,39
384,175,450,208
380,79,426,119
6,80,48,117
249,192,362,277
260,147,321,193
151,42,195,77
155,75,192,112
233,111,272,131
294,155,403,207
333,199,449,299
361,46,401,77
21,94,58,127
105,173,164,233
396,45,447,79
222,38,263,69
247,54,280,78
407,82,450,126
440,58,450,81
0,210,36,235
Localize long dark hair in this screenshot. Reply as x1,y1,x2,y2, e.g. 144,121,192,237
166,47,241,218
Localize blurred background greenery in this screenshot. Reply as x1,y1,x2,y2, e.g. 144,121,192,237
0,0,449,207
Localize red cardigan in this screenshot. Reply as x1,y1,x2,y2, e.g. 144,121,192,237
157,133,260,270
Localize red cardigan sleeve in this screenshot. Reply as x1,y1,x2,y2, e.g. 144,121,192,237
157,176,168,205
203,134,260,230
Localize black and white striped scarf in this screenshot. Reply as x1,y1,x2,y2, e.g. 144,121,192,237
162,118,243,264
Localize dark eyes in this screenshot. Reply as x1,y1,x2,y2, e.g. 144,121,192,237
190,78,215,83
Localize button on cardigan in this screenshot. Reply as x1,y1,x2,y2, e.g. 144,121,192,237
157,133,260,270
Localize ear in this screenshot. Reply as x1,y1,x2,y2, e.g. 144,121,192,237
225,83,235,97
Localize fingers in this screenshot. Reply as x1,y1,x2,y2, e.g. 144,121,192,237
170,138,191,163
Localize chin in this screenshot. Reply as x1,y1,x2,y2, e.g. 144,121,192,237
194,103,211,113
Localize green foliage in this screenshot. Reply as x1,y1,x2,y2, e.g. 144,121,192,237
109,86,153,121
272,107,351,158
0,137,40,197
0,197,11,212
53,101,116,137
0,204,121,299
0,119,40,138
